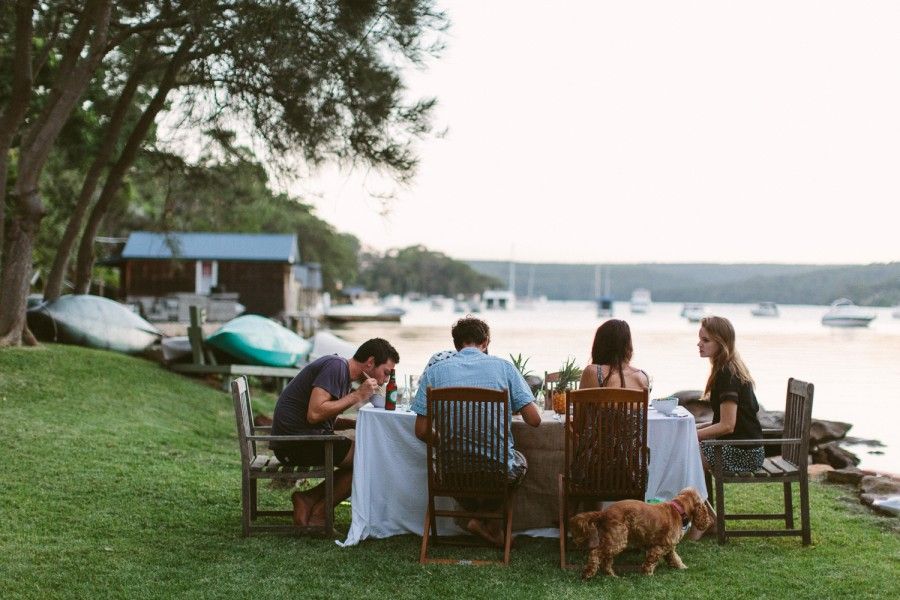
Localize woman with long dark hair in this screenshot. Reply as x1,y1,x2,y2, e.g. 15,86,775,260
579,319,650,390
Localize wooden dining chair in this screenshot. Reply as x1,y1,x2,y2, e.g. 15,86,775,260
558,387,649,568
419,386,515,565
702,378,815,545
231,376,337,537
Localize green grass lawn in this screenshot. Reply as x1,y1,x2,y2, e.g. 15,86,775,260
1,344,897,600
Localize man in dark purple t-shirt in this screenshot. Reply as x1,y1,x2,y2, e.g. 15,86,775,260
271,337,399,527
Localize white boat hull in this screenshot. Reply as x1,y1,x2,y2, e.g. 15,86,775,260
821,317,875,328
821,298,876,328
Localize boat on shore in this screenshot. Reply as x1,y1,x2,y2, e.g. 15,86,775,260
821,298,876,328
205,315,311,367
629,288,652,314
751,301,780,317
26,294,161,354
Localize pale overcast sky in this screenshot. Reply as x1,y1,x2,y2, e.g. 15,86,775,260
291,1,900,265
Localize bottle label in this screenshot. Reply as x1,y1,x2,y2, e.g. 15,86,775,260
385,390,397,410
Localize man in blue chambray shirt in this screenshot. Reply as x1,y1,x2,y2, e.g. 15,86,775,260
411,317,541,546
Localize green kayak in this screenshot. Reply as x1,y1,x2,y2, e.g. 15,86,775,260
205,315,311,367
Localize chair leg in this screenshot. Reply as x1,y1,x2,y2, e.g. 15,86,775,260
558,474,567,569
241,474,252,537
503,496,513,565
799,476,812,545
419,503,432,564
783,481,794,529
714,472,726,545
324,445,334,537
705,470,714,507
249,476,258,521
429,496,438,539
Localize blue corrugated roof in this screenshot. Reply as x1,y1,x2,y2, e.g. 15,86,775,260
122,231,298,263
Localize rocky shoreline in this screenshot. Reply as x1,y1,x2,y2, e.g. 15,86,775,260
673,390,900,519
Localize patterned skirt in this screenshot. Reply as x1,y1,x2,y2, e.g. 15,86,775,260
702,444,765,473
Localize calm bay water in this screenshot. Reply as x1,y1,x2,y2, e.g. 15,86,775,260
333,300,900,473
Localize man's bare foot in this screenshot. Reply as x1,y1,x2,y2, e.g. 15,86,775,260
465,518,504,548
291,490,315,527
307,500,327,528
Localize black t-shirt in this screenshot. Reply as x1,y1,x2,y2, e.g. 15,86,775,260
270,355,350,445
710,369,763,441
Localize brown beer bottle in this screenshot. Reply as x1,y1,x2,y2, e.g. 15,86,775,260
385,369,398,410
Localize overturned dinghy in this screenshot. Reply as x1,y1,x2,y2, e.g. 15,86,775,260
308,330,356,361
205,315,311,367
27,294,161,354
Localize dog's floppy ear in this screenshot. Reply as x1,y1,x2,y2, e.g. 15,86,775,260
569,512,601,548
692,496,716,532
676,487,701,512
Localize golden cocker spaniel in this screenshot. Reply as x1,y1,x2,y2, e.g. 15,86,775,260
569,487,713,579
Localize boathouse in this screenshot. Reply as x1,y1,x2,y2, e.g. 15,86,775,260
116,231,320,318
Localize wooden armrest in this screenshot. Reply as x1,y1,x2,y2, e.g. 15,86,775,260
247,434,342,443
702,438,801,447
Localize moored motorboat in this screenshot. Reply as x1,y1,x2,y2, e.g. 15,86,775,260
324,303,405,323
26,294,161,354
596,295,614,317
681,303,706,323
205,315,311,366
482,289,515,310
751,301,779,317
821,298,876,328
629,288,652,314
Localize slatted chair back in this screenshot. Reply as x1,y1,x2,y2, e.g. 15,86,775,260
564,387,650,500
558,386,649,568
420,386,515,565
782,378,814,468
232,375,256,465
426,387,510,497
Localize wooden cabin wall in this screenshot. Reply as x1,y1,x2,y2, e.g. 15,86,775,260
122,260,292,317
218,262,290,317
123,260,194,296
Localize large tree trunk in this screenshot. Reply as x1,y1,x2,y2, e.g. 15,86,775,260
0,190,43,346
0,0,36,270
43,61,147,302
0,0,112,346
73,35,195,294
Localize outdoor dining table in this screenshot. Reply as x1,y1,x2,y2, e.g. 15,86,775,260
338,404,707,547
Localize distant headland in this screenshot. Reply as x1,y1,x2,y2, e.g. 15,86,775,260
466,261,900,306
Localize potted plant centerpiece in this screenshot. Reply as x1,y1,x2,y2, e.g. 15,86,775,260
550,357,582,414
510,353,543,400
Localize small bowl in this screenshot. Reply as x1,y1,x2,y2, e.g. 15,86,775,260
370,393,385,408
652,396,679,415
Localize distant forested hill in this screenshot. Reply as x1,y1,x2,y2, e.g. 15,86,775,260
465,261,900,306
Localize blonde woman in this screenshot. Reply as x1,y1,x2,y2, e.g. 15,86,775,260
696,316,764,473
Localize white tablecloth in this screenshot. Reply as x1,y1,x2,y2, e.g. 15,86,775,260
338,405,706,547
